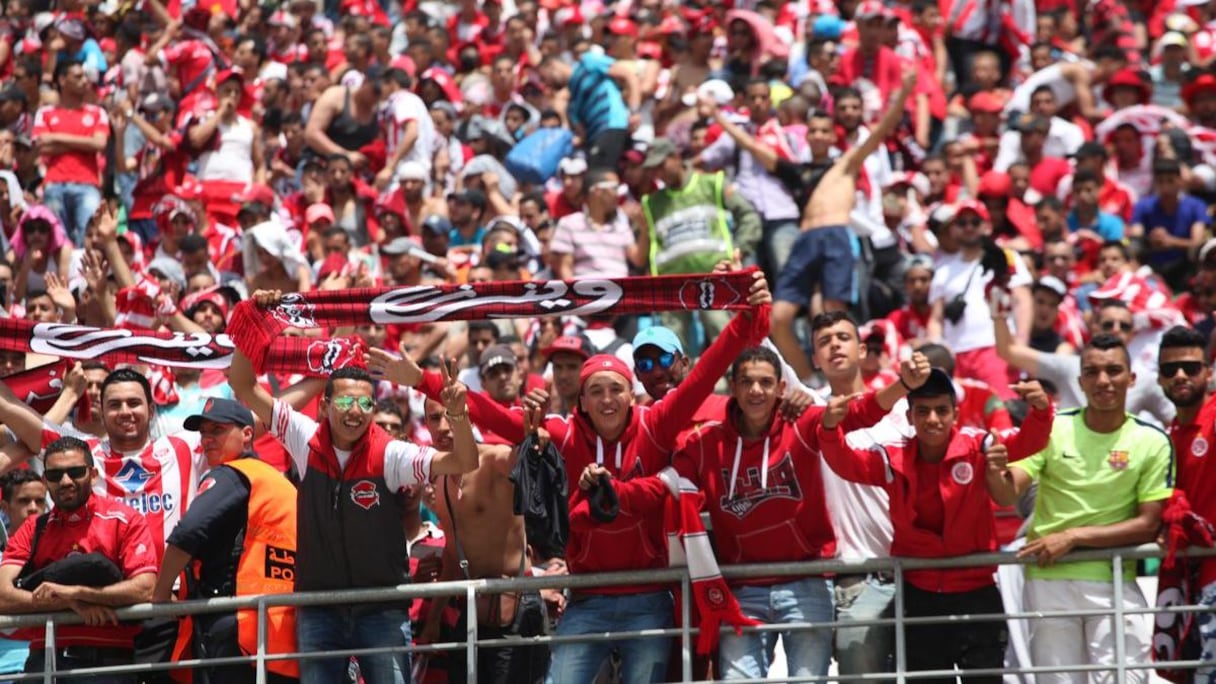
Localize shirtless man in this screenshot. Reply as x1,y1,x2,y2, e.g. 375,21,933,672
418,396,549,684
746,68,916,379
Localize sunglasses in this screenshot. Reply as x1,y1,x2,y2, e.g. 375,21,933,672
332,395,376,413
45,466,89,482
1100,320,1134,333
635,352,676,373
375,420,404,432
1161,361,1205,378
24,223,49,234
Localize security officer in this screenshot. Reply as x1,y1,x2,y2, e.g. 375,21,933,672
153,398,299,683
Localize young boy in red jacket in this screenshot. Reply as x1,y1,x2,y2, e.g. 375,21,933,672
817,368,1054,682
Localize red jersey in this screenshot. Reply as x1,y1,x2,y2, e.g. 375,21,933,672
886,305,931,342
160,40,215,97
818,404,1053,592
40,423,205,558
423,311,767,592
32,104,109,186
1100,175,1135,222
674,392,887,584
0,496,158,648
1168,393,1216,587
1029,157,1072,198
957,378,1013,432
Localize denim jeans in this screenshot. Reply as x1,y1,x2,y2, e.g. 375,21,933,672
546,590,672,684
296,605,411,684
24,649,135,684
719,577,834,680
42,182,102,246
761,219,801,282
834,575,896,683
1197,581,1216,683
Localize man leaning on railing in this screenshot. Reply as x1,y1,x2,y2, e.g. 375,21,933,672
0,436,158,682
1010,334,1174,682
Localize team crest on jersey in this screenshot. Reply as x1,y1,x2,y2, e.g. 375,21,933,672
350,480,380,510
719,452,802,519
1193,438,1209,458
951,462,974,485
114,460,155,492
1108,450,1129,470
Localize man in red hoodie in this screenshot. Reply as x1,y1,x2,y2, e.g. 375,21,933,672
674,345,930,679
818,368,1053,680
369,270,773,684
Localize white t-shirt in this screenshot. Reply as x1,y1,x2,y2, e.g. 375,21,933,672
930,250,1033,354
270,400,434,491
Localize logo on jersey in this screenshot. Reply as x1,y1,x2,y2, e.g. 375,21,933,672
350,480,380,510
951,462,974,485
718,452,802,519
114,461,155,492
1193,437,1208,458
704,585,727,609
1108,450,1129,470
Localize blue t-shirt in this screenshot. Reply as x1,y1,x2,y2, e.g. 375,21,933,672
567,51,629,141
1066,210,1125,241
1132,193,1209,266
449,225,486,248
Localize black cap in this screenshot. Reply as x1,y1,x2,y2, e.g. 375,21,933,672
422,214,453,235
183,398,255,430
1072,141,1107,160
907,367,956,401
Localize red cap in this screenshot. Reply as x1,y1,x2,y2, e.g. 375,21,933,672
1183,73,1216,107
968,91,1004,114
181,287,230,319
977,170,1013,197
606,15,639,37
215,67,244,86
580,354,634,387
543,335,592,360
953,199,991,221
240,183,276,206
1103,68,1151,105
391,55,417,78
854,0,891,19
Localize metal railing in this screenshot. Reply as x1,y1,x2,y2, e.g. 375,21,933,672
0,543,1213,683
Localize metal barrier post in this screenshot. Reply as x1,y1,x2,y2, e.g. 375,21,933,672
256,598,268,684
894,561,905,684
466,584,478,681
680,573,692,683
42,615,55,684
1112,553,1126,684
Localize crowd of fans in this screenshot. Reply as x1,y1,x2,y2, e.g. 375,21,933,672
0,0,1212,681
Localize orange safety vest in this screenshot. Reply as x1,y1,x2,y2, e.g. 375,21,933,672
225,458,300,679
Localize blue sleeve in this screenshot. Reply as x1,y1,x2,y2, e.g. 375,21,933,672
1188,198,1211,226
1099,214,1124,241
579,51,614,77
1131,199,1150,226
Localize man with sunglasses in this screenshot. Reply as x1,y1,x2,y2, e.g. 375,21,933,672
230,313,478,684
0,436,158,681
152,398,299,684
993,299,1175,422
1156,325,1216,678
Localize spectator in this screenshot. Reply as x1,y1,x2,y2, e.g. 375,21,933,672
550,167,641,280
230,323,477,683
189,69,268,227
1131,159,1209,292
1010,335,1174,680
537,50,639,170
303,76,381,170
0,436,158,680
0,469,45,678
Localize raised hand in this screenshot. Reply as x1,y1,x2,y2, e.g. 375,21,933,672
747,270,771,307
252,289,283,308
821,393,859,430
579,463,610,491
1010,380,1050,410
95,202,119,242
984,434,1008,473
366,347,423,387
44,272,75,314
438,355,468,416
63,362,86,396
778,388,814,422
899,351,931,389
81,250,108,292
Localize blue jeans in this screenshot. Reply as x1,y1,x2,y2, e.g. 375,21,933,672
296,605,411,684
1197,581,1216,683
834,575,896,683
42,182,101,246
719,578,834,679
546,590,672,684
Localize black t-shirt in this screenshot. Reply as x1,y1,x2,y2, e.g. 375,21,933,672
774,158,834,210
165,462,251,597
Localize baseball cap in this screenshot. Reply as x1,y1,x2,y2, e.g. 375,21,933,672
543,335,593,360
977,171,1013,198
907,367,955,400
397,161,427,182
696,79,735,106
952,199,990,222
305,203,336,225
606,16,638,37
182,287,231,319
812,14,845,39
422,214,453,235
559,156,588,176
183,397,255,430
579,354,634,387
632,326,684,355
854,0,891,19
1012,112,1050,134
1157,31,1189,50
1072,141,1108,160
968,91,1004,114
55,17,88,41
1033,276,1068,299
479,344,518,374
1199,237,1216,264
147,258,187,292
642,138,678,169
380,236,422,256
447,189,487,209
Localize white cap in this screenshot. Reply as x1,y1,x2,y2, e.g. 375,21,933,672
397,161,428,182
559,157,588,176
696,79,735,106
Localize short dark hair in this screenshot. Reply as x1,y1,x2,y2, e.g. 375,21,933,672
730,346,782,380
53,59,83,84
324,367,375,399
468,320,500,340
1096,298,1130,314
1093,46,1128,63
1083,333,1130,363
810,310,858,335
373,398,405,420
1036,195,1064,212
1153,158,1182,178
24,288,49,303
1073,168,1102,188
179,233,209,254
833,86,862,105
43,436,93,467
1030,84,1056,101
1098,240,1130,260
102,368,153,405
1,469,42,502
915,343,956,376
1159,325,1208,358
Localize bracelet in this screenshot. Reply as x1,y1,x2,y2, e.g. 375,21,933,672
899,376,913,392
445,411,468,421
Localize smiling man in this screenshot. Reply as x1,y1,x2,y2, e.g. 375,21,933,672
1010,335,1174,682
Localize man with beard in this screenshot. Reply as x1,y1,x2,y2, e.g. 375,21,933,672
1010,335,1173,681
413,395,550,684
1156,325,1216,681
395,162,447,230
0,436,158,679
540,335,593,416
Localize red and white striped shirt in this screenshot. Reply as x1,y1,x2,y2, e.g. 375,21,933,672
40,421,206,557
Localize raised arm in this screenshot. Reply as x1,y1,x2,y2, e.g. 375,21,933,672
229,348,275,427
0,378,50,453
816,411,895,486
992,305,1043,374
712,108,780,172
990,382,1053,461
841,69,916,177
428,357,479,476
